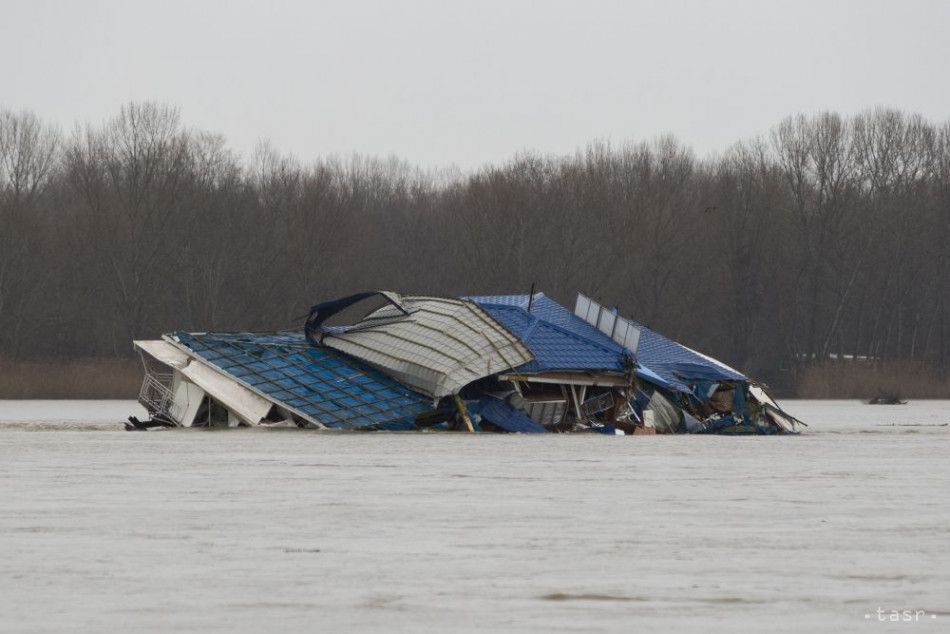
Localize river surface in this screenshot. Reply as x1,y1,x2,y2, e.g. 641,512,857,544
0,400,947,633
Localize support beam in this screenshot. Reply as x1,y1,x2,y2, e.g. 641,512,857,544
452,394,475,432
569,385,583,420
498,372,629,387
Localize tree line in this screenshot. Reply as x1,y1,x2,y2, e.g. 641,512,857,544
2,103,949,391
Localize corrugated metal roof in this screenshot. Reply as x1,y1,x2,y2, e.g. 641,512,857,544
468,293,630,373
320,296,533,398
169,331,431,430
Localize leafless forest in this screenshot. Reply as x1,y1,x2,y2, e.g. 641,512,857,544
1,103,949,396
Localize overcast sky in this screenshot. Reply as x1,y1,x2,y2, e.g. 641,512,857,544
2,0,948,169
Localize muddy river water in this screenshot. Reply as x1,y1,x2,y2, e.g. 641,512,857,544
0,400,947,632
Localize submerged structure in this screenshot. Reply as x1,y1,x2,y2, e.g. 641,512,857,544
131,291,804,434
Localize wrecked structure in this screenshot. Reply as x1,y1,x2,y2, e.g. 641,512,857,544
130,291,804,434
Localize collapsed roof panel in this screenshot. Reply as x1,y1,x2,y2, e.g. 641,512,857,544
178,357,274,425
478,396,548,433
472,293,746,395
312,295,533,398
134,339,273,426
469,293,630,374
609,315,746,391
169,331,431,430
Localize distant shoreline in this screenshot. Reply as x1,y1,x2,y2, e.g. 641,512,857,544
0,358,140,400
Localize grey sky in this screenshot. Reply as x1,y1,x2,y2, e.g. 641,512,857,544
2,0,948,169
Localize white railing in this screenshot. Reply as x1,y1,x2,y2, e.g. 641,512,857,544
574,292,641,354
139,371,175,417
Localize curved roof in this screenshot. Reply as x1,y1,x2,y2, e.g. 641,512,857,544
319,296,533,398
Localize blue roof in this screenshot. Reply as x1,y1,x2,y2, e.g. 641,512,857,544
171,331,431,430
468,293,747,393
467,293,629,373
621,317,747,391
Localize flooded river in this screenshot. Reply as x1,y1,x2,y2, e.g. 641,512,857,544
0,400,947,632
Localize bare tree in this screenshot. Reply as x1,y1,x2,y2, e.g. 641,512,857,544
65,102,191,350
0,109,59,359
4,102,950,396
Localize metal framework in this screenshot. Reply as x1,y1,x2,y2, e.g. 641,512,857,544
136,352,175,417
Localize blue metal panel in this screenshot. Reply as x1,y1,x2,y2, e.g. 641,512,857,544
478,397,547,433
469,293,746,393
468,293,629,373
171,331,431,430
618,317,747,391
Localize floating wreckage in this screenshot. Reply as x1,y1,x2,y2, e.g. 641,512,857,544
131,291,804,434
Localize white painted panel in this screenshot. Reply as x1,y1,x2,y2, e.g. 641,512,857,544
134,340,189,369
180,359,273,426
574,294,592,320
597,310,616,337
170,373,205,427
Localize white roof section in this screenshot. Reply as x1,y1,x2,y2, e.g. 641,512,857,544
133,339,189,369
322,296,533,398
178,358,273,426
135,339,273,426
